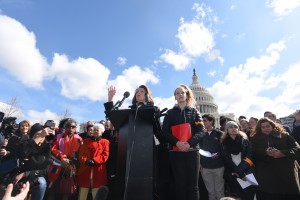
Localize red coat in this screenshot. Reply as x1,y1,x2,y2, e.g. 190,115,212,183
77,137,110,188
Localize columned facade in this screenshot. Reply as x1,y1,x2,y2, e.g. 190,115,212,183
189,69,221,128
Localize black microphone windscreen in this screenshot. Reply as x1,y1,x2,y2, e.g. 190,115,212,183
124,91,130,98
160,108,168,113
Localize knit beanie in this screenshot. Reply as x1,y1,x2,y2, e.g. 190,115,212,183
225,121,239,131
30,123,44,138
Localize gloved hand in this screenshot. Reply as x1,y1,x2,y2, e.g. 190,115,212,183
85,159,95,166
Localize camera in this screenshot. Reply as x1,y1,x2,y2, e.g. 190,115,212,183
0,115,18,139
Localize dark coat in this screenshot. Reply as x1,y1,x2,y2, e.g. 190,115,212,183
291,123,300,145
200,129,224,169
251,131,300,194
221,135,254,178
6,136,52,172
162,105,205,149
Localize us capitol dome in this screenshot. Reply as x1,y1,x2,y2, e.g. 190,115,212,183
189,68,234,128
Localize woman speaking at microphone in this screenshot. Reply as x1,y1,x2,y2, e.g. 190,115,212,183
103,85,172,200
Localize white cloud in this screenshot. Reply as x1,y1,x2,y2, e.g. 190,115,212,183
230,5,236,10
0,15,49,89
50,53,110,101
160,50,191,71
116,56,127,65
208,39,297,119
160,3,217,71
275,61,300,104
26,109,60,125
0,14,160,104
205,49,224,65
221,34,227,38
207,70,216,77
177,21,214,57
266,0,300,16
154,96,176,111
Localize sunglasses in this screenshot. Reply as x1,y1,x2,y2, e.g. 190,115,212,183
66,125,76,129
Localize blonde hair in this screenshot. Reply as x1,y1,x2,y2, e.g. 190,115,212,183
174,84,196,108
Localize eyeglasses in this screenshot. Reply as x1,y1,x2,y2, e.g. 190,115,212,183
67,125,76,129
229,125,238,129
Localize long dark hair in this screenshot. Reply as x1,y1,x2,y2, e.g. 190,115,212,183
132,85,154,105
252,117,285,136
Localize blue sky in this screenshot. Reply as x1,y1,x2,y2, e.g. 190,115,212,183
0,0,300,125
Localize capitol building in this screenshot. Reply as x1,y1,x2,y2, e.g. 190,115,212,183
189,68,234,128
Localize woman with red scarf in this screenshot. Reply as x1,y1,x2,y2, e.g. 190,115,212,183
48,118,82,200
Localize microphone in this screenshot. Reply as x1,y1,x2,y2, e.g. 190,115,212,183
112,91,130,110
159,108,168,117
160,108,168,114
155,108,168,118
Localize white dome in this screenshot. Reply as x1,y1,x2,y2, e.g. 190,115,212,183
189,68,218,114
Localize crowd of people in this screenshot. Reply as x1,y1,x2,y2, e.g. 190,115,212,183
0,84,300,200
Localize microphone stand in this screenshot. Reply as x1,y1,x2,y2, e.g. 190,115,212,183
111,100,121,110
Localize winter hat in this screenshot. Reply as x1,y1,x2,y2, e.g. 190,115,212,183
225,121,239,131
30,123,44,138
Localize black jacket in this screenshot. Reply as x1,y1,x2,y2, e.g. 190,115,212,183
5,136,52,173
200,129,224,168
162,105,205,149
221,135,253,179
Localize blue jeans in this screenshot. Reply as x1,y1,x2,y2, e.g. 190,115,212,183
30,176,47,200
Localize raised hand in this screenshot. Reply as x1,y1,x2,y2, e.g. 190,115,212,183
108,86,116,102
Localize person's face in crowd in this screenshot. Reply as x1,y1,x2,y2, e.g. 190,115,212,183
174,87,187,104
135,87,147,103
105,122,111,130
203,117,213,130
87,127,94,137
260,121,273,135
65,123,77,134
264,112,276,122
249,118,257,129
240,120,250,131
227,124,239,137
19,123,30,135
93,127,102,137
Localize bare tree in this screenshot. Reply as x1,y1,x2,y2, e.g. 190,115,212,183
0,97,23,118
61,108,72,119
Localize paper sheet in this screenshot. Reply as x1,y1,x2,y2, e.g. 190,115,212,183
199,149,217,157
236,173,259,189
